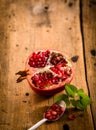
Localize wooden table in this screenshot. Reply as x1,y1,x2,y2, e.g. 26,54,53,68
0,0,96,130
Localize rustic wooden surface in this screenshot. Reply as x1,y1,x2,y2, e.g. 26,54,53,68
82,0,96,129
0,0,96,130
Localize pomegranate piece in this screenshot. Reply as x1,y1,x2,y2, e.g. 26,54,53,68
50,52,67,65
28,50,50,68
25,50,73,96
45,103,64,121
50,66,72,80
31,72,61,89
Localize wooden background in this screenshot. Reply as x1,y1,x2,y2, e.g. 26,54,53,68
0,0,96,130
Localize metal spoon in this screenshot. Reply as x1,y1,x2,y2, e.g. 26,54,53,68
28,100,66,130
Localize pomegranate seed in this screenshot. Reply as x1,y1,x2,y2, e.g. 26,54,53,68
56,60,67,68
45,112,51,118
51,104,59,110
51,77,60,84
51,111,57,115
68,114,76,120
48,116,53,120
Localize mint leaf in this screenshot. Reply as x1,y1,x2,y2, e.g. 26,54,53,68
76,100,87,110
54,84,92,110
78,92,88,98
70,100,77,107
70,100,86,110
78,92,92,104
54,94,70,106
65,84,78,92
80,96,92,106
65,84,77,97
78,89,84,93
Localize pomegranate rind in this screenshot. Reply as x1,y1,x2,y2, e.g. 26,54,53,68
25,50,74,96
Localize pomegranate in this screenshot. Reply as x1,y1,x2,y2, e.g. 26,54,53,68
25,50,73,96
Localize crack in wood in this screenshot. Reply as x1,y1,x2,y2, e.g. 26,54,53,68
79,0,95,129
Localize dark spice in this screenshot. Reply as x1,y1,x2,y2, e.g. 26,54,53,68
63,124,70,130
90,49,96,56
71,55,79,62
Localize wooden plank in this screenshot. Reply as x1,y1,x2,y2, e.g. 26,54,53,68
82,0,96,129
0,0,94,130
0,1,11,129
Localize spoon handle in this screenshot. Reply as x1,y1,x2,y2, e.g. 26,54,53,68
28,118,48,130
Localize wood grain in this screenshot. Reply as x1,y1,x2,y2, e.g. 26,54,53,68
82,0,96,129
0,0,95,130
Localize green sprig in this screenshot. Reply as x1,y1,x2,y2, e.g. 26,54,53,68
54,84,92,110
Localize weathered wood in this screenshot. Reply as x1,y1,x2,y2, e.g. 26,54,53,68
0,0,95,130
82,0,96,129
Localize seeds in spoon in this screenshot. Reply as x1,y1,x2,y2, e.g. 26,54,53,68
45,103,65,120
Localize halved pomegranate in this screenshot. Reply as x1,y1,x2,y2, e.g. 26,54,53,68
25,50,73,96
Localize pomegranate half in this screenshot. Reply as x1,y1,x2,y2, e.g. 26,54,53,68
25,50,73,96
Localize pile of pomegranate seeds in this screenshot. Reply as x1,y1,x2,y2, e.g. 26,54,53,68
28,50,50,68
45,103,64,120
31,72,60,89
50,52,66,65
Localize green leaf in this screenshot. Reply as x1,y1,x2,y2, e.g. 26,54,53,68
78,89,84,93
66,84,78,92
80,96,92,106
78,92,88,98
70,100,77,107
65,84,77,97
54,94,70,106
76,100,87,110
78,92,92,104
70,100,87,110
